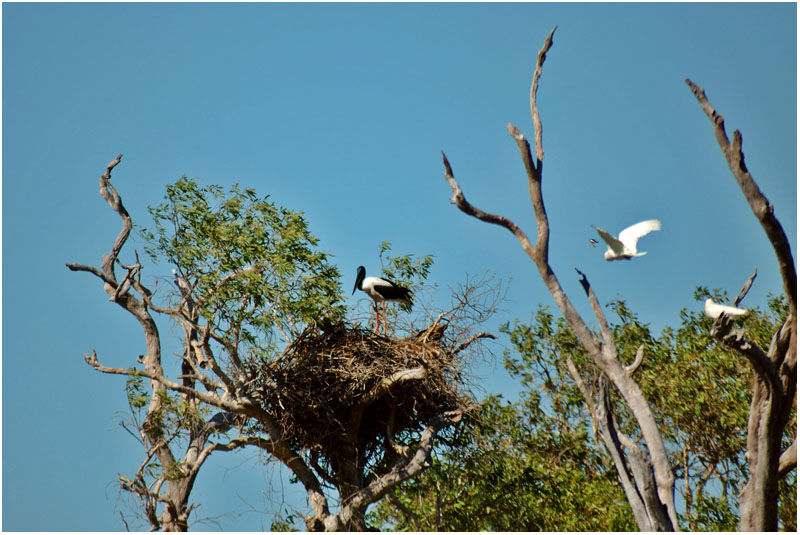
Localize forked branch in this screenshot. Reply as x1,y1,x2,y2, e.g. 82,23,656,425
441,28,678,530
442,151,536,259
98,154,129,280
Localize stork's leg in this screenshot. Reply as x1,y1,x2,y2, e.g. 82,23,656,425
373,303,380,334
382,301,388,334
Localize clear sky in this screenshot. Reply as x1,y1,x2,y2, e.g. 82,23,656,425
2,1,796,531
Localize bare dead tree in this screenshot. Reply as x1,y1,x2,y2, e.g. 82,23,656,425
67,155,241,531
68,157,490,531
441,28,678,531
687,79,797,532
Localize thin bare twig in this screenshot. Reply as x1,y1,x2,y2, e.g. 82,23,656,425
530,27,557,165
734,268,757,308
388,489,423,531
452,331,495,354
84,349,243,413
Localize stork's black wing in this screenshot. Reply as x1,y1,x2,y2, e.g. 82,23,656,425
374,278,413,304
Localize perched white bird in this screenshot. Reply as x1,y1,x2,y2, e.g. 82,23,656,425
352,265,413,334
593,219,661,261
704,298,749,320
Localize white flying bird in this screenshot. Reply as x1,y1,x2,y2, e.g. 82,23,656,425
704,298,749,320
593,219,661,261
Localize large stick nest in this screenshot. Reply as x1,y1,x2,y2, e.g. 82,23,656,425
250,321,464,461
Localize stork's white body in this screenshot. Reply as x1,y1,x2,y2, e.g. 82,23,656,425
359,276,412,305
593,219,661,261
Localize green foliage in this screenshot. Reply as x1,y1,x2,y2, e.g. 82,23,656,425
378,241,435,285
125,373,149,411
502,307,588,426
268,508,300,532
139,177,344,355
369,395,635,531
165,460,187,481
778,473,797,532
501,291,793,530
373,289,794,531
377,241,436,311
684,493,740,531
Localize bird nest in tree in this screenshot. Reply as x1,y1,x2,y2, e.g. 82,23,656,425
251,321,465,461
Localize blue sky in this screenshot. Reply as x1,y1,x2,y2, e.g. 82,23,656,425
2,2,796,531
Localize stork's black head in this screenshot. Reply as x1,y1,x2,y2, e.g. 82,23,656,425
352,265,366,294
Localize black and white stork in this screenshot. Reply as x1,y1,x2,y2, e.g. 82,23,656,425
352,265,413,334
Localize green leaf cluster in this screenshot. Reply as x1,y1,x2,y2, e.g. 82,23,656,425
125,373,150,411
139,177,344,356
377,241,435,311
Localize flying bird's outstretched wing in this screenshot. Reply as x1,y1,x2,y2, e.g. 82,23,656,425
618,219,661,252
593,226,625,255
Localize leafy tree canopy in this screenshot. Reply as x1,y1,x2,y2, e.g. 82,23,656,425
140,177,344,354
372,291,795,531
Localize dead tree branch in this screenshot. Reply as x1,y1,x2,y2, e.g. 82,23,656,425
734,268,758,308
67,156,282,531
530,27,556,164
83,350,244,413
441,28,678,530
625,345,646,377
687,79,796,531
452,331,496,354
686,79,796,317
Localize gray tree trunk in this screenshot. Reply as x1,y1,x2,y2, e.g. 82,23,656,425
687,79,796,532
